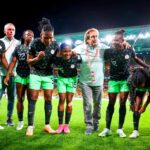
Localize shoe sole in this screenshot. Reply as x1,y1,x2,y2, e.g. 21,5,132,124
26,133,33,136
26,132,33,136
43,129,56,134
64,131,70,134
119,135,126,138
16,128,23,130
98,132,112,137
56,131,63,134
129,135,139,138
116,131,126,138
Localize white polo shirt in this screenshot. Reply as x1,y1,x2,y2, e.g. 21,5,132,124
0,36,20,76
73,43,109,86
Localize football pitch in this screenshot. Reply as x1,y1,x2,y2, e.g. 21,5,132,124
0,96,150,150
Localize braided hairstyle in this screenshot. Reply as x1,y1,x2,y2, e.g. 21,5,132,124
38,17,54,33
132,68,146,88
128,68,147,107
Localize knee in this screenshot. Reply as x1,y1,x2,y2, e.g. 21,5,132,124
18,96,25,102
120,100,126,106
58,102,64,110
44,95,52,100
59,99,65,105
30,94,38,100
67,102,72,108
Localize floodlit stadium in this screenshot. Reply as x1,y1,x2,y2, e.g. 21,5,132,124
55,24,150,64
54,25,150,97
0,24,150,150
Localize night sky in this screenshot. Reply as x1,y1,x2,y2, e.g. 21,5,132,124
0,0,150,38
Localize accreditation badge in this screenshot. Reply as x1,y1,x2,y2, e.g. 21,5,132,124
90,71,95,82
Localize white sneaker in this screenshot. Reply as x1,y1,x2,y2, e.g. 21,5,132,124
16,121,24,130
98,128,112,137
116,129,126,138
26,126,34,136
129,130,139,138
0,125,4,130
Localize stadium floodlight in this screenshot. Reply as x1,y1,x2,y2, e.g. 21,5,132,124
144,32,150,38
138,33,144,39
125,35,136,40
74,40,83,46
63,39,73,45
138,32,150,39
58,42,62,46
105,35,113,43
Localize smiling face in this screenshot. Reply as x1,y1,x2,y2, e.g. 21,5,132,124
85,29,99,47
61,45,72,60
88,30,99,46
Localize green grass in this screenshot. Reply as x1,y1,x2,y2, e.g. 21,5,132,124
0,97,150,150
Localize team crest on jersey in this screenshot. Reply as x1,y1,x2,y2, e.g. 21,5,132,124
112,61,117,66
71,64,75,68
125,54,129,59
51,49,55,54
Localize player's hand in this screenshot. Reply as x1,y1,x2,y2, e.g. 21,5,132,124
53,68,58,76
72,51,77,56
37,51,45,60
139,106,146,113
4,76,9,86
11,72,14,77
123,41,131,49
130,104,135,112
56,51,61,57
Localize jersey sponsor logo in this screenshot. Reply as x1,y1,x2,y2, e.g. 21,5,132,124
125,54,129,59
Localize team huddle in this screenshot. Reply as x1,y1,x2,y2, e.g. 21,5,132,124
0,17,149,138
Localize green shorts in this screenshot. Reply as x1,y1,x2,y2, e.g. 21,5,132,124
108,80,129,93
136,87,150,92
57,76,78,93
0,76,2,89
15,74,29,85
29,74,54,90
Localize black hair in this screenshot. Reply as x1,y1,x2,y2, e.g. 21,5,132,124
20,30,34,44
38,17,54,33
132,68,146,87
115,29,125,35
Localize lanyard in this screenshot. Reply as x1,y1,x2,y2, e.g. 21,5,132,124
86,46,99,69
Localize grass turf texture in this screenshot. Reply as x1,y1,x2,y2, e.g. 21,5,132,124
0,96,150,150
